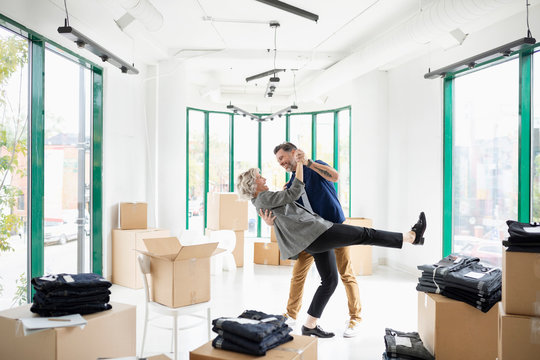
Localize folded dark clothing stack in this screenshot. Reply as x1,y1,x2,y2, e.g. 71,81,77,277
31,273,112,317
504,220,540,253
211,310,293,356
382,328,434,360
416,254,501,313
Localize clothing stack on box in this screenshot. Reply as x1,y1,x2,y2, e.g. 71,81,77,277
206,192,248,267
112,202,171,289
211,310,293,356
382,328,434,360
31,273,112,317
416,254,501,312
499,220,540,360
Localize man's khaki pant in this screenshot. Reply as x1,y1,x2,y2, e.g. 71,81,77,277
286,247,361,320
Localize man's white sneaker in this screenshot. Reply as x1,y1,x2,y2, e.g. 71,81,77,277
283,313,296,326
343,319,361,338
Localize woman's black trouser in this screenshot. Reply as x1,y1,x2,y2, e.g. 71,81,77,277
304,224,403,318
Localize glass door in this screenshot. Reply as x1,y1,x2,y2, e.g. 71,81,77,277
44,49,91,274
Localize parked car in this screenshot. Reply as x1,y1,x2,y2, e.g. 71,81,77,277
44,220,78,246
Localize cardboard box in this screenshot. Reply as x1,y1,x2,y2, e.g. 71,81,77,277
279,254,295,266
343,217,373,275
206,192,248,230
206,229,245,267
271,227,278,242
140,237,218,307
254,242,280,265
119,202,148,230
0,302,135,360
190,334,317,360
498,303,540,360
417,292,498,360
112,228,170,289
502,250,540,317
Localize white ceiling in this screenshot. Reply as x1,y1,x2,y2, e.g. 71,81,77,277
46,0,536,104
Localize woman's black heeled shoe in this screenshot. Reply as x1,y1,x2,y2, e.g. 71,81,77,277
411,212,426,245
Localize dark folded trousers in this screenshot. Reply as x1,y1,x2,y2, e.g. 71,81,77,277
384,328,434,360
32,273,112,292
33,290,110,306
213,325,293,355
30,302,112,316
506,220,540,241
212,316,285,342
212,333,293,356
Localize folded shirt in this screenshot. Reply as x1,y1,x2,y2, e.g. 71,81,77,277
32,273,112,292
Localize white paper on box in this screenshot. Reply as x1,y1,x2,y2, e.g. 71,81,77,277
18,313,87,335
395,336,412,347
464,271,486,279
524,227,540,233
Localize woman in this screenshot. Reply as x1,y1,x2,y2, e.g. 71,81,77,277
236,152,426,338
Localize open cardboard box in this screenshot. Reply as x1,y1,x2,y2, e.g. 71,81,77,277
138,237,219,308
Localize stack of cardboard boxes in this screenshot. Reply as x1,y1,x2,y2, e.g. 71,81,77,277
253,228,293,266
206,192,248,267
417,292,499,360
112,202,170,289
498,250,540,359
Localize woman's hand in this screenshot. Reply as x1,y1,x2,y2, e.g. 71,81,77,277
259,209,276,226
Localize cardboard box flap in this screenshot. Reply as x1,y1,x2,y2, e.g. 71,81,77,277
142,237,181,256
175,242,219,261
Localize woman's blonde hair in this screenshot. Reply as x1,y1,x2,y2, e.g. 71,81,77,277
236,168,259,200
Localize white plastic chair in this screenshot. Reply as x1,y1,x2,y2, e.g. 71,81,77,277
208,230,237,274
138,254,212,360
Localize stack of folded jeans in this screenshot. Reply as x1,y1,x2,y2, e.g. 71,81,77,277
382,328,434,360
503,220,540,253
416,254,501,313
31,273,112,317
212,310,293,356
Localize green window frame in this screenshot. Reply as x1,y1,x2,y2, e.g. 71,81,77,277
442,43,539,257
0,14,104,300
186,106,352,237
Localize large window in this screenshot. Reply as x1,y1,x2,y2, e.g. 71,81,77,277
444,45,540,265
0,15,103,310
452,60,519,267
532,51,540,221
187,106,351,237
0,26,28,309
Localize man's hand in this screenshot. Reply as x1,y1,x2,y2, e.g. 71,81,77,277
294,148,308,165
259,209,276,226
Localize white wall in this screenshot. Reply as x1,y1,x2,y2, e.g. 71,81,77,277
156,59,189,237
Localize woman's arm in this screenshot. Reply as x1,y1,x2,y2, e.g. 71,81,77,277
256,178,305,208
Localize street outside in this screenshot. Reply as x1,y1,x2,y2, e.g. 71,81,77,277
0,234,78,310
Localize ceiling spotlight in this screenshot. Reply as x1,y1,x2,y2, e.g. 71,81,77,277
226,104,298,122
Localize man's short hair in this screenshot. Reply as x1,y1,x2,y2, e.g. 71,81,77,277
273,142,297,155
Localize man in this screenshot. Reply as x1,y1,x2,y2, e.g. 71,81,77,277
260,141,362,338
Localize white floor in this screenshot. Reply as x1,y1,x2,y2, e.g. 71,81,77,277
110,244,419,360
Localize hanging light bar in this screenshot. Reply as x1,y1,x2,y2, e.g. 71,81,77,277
227,103,298,122
424,37,535,79
254,0,318,23
246,69,285,82
58,23,139,74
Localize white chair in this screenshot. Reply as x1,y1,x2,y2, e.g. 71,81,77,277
138,254,212,360
208,229,237,274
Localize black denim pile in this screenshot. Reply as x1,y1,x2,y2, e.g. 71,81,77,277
31,273,112,317
382,328,434,360
504,220,540,253
416,254,501,313
211,310,293,356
